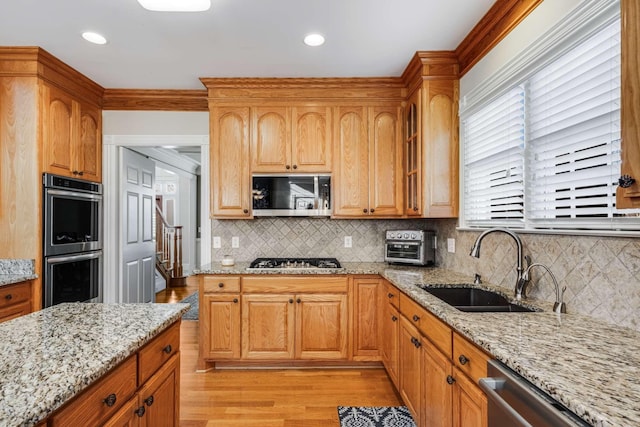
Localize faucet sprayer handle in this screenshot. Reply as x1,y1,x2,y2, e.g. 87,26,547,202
524,255,532,269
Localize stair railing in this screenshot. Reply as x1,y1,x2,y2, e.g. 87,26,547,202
155,205,183,279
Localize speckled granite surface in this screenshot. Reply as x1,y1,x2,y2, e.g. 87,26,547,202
0,302,189,427
0,259,37,288
195,263,640,426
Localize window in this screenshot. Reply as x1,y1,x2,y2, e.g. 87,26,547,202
462,16,640,232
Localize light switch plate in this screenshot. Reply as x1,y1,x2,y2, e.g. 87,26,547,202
447,238,456,253
344,236,352,248
232,236,239,248
213,236,221,249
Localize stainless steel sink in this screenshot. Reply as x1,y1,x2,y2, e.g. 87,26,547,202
419,286,537,313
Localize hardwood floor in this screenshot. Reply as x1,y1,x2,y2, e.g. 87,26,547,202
166,276,402,426
156,275,199,303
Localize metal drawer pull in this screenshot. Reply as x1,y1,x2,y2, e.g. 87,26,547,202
5,294,12,300
163,345,172,354
135,406,146,417
412,314,420,322
144,396,154,407
446,375,455,385
103,393,117,407
218,283,224,288
391,315,398,322
459,354,469,365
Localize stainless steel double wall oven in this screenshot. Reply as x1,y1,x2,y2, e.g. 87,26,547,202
43,173,103,308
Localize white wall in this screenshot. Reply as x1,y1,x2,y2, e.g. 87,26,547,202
460,0,584,96
103,111,209,135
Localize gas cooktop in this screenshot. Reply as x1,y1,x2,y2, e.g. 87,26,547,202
247,257,342,270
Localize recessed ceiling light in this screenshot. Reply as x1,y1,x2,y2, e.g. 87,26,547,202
137,0,211,12
82,32,107,45
304,33,325,47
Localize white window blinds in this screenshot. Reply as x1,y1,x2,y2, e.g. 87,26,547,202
525,19,630,229
462,15,640,232
464,87,525,227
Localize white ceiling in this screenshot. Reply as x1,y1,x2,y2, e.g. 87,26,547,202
0,0,495,90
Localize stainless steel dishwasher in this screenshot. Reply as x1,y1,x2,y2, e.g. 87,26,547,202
479,360,592,427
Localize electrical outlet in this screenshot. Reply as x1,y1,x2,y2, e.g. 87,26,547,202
447,238,456,253
344,236,352,248
213,236,221,249
232,236,240,248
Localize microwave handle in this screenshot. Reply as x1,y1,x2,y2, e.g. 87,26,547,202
47,251,103,264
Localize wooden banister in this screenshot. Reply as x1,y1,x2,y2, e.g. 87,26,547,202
155,205,184,284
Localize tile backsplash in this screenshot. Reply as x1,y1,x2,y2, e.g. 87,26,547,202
211,217,430,263
209,217,640,332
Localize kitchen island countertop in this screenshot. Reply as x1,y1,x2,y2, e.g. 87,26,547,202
195,262,640,426
0,302,189,427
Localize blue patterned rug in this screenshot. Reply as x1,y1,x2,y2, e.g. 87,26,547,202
179,292,198,320
338,406,416,427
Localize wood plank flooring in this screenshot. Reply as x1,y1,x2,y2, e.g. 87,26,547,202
159,276,402,426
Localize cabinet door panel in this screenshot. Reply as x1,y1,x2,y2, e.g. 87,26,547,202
398,317,422,424
296,293,348,359
333,106,369,216
242,294,295,359
202,294,241,359
139,353,180,427
369,106,403,216
79,104,102,182
351,278,380,359
43,84,76,176
252,107,290,172
292,106,331,172
423,339,453,427
103,396,140,427
380,301,399,387
453,367,487,427
405,91,422,216
211,107,251,217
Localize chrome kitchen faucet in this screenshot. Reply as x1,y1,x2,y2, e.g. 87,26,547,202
470,227,530,300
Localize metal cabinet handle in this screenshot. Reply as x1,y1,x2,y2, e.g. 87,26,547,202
163,345,172,354
370,209,375,213
363,208,368,213
412,314,420,322
103,393,117,407
619,174,635,188
144,396,154,407
286,165,291,170
233,298,239,303
289,298,294,304
446,375,455,385
413,207,419,212
391,315,398,322
135,406,146,417
387,293,394,299
296,298,301,304
292,165,298,170
243,209,249,214
5,294,12,300
458,354,469,365
218,282,224,288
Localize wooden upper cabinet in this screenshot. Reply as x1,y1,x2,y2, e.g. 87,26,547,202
210,106,251,218
369,105,403,217
617,0,640,209
401,52,459,218
291,106,332,172
333,105,403,217
333,106,370,216
42,83,102,182
251,106,332,173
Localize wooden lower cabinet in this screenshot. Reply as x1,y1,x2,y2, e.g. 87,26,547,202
350,277,381,360
48,322,181,427
380,297,400,386
242,292,348,360
423,338,453,427
201,293,241,359
452,366,487,427
398,316,423,424
0,280,33,323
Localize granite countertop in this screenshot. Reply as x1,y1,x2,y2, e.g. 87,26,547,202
195,262,640,426
0,258,37,288
0,302,189,427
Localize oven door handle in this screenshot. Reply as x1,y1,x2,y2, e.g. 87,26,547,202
386,241,422,246
46,251,103,264
46,189,103,200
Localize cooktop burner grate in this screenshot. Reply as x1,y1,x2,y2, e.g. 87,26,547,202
248,257,342,269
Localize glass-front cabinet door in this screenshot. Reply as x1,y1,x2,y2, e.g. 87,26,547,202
405,90,421,216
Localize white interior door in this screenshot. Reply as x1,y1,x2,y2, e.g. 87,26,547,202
121,148,156,303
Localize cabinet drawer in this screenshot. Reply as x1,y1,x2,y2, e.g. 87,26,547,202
0,301,31,323
242,276,348,293
50,355,137,427
0,281,31,309
383,281,400,309
202,275,241,293
138,321,180,385
453,332,489,383
400,293,452,358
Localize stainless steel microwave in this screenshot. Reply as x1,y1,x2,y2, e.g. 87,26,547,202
252,175,331,217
